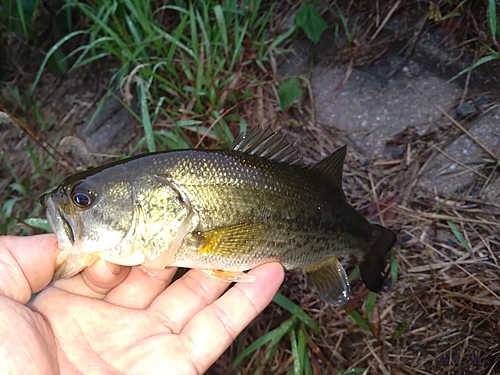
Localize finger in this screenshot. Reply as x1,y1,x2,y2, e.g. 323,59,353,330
148,268,234,333
51,260,130,298
83,260,130,292
0,234,59,303
179,262,284,374
103,266,177,308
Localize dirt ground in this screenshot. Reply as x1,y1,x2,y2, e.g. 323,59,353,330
216,5,500,374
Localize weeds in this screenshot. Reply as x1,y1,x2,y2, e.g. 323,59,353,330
28,0,287,152
231,293,321,374
295,3,328,44
0,0,40,38
0,143,56,234
447,0,500,81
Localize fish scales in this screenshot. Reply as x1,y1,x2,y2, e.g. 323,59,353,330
157,150,370,269
40,126,397,306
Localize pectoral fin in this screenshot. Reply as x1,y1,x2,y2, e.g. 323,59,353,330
53,253,99,279
201,269,256,282
304,257,351,306
197,223,267,257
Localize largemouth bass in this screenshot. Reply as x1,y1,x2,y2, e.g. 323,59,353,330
40,126,396,306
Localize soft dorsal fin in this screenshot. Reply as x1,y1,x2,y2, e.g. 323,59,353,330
230,125,303,165
312,145,347,189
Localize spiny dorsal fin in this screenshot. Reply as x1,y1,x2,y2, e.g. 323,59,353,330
230,125,304,165
312,145,347,189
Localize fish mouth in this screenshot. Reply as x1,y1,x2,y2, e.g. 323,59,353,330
42,194,75,251
39,193,48,209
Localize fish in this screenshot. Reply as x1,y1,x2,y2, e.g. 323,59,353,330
40,126,396,306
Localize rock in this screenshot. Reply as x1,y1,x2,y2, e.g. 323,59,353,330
419,108,500,197
457,102,475,117
77,94,137,154
311,54,462,156
58,136,94,167
277,14,499,198
474,97,490,107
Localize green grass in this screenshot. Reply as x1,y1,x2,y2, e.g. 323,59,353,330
1,0,288,232
446,220,473,253
230,293,321,374
435,190,473,253
448,0,500,81
0,86,63,235
0,0,39,38
0,142,57,234
28,0,292,152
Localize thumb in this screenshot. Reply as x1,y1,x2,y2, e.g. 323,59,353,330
0,234,59,304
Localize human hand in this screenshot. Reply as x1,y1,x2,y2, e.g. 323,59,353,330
0,234,284,374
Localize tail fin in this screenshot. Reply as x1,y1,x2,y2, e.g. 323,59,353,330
359,224,397,292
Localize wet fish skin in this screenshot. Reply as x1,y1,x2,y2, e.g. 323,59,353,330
162,149,372,268
41,159,191,271
40,127,396,306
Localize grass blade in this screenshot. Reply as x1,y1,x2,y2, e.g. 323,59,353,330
273,292,319,332
390,250,398,288
15,0,28,36
270,24,297,49
213,5,228,57
348,266,359,282
303,349,313,375
448,54,499,82
290,329,301,375
26,143,43,175
138,83,155,152
365,291,377,321
230,317,296,370
28,30,87,95
393,318,412,339
488,0,497,43
447,220,472,252
343,306,370,331
298,328,309,375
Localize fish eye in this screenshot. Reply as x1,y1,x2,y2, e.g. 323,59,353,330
71,182,96,209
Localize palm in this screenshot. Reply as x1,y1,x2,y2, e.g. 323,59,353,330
28,264,283,375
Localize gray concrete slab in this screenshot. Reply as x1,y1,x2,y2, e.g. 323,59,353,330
419,108,500,198
280,23,499,198
311,57,462,157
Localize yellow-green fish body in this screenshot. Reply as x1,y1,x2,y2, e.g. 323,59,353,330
41,127,396,306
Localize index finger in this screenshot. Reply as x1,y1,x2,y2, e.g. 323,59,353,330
0,234,59,303
178,262,284,374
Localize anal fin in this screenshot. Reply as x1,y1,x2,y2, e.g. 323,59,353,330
201,269,256,283
304,257,351,307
